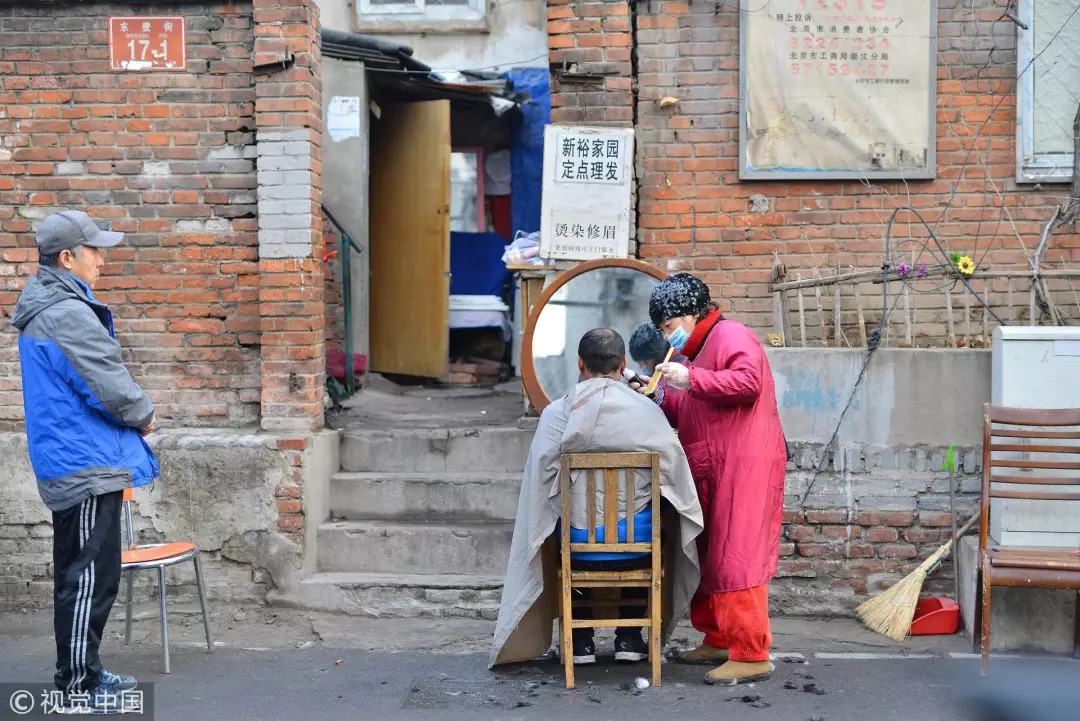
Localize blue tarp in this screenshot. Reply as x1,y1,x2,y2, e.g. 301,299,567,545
450,231,509,297
504,68,550,239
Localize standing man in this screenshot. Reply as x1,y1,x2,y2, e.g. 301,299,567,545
644,273,786,686
12,210,159,707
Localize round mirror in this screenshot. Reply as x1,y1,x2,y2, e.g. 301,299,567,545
521,258,667,412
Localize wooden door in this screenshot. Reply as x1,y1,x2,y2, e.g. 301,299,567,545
369,100,451,378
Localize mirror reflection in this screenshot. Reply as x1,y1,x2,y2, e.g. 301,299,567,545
532,267,661,402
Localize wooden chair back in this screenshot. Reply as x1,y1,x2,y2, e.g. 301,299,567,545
557,451,663,689
560,451,660,556
979,404,1080,554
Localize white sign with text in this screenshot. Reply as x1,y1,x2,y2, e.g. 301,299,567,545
540,125,634,261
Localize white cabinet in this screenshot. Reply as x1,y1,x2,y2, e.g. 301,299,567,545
990,327,1080,546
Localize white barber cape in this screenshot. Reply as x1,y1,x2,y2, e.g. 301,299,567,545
490,377,703,667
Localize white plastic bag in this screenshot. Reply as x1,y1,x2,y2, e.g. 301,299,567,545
502,231,543,266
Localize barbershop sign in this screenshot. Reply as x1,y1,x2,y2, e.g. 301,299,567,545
540,125,634,261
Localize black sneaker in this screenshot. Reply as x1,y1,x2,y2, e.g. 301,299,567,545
614,633,648,663
572,635,596,665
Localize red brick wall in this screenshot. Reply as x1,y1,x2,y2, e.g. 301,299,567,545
0,3,261,428
253,0,325,432
551,0,1080,340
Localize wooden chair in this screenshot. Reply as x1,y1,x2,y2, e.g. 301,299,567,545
979,405,1080,675
557,452,662,689
121,487,213,673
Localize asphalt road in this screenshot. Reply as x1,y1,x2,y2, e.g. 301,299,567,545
3,633,1079,721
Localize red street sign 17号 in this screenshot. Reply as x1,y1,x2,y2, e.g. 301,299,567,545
108,16,186,71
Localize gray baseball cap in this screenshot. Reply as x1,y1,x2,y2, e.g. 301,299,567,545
36,210,124,256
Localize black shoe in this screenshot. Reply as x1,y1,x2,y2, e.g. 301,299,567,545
614,634,648,663
572,636,596,665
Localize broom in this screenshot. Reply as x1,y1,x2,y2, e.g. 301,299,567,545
855,513,979,642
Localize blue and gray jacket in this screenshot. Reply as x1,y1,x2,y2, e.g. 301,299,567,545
12,266,159,512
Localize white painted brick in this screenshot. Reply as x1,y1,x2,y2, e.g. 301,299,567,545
285,199,312,214
143,161,170,176
175,220,203,232
280,170,311,184
258,229,288,244
209,146,244,160
258,184,309,200
259,242,312,259
257,142,284,157
257,170,284,186
259,214,310,230
259,155,308,171
56,162,85,175
283,141,312,157
285,229,313,244
257,129,309,143
204,218,232,233
258,199,288,215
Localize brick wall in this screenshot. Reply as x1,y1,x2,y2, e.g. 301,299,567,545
0,1,327,430
254,0,325,432
777,441,980,613
550,0,1080,341
0,3,261,428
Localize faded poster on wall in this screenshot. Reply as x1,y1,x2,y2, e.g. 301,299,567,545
540,126,633,260
740,0,936,179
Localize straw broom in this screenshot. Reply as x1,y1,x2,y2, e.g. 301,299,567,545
855,514,979,642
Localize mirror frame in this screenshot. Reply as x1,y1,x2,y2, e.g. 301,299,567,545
520,257,668,413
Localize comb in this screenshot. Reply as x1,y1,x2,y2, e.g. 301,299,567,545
644,347,676,395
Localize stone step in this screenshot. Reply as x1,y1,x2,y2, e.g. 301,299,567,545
340,428,532,474
268,572,503,620
316,520,513,576
329,472,521,522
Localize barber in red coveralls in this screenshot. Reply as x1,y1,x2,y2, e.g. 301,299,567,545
640,273,787,686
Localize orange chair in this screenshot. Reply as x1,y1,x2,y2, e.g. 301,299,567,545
121,487,213,673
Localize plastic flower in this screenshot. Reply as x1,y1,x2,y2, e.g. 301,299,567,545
917,265,927,277
956,255,976,277
897,263,909,278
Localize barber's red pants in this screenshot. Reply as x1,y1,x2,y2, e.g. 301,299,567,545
689,583,772,662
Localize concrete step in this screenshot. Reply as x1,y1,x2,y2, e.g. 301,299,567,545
340,427,532,473
268,572,503,619
316,520,514,576
329,472,521,522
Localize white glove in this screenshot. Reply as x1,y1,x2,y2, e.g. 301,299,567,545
656,362,690,390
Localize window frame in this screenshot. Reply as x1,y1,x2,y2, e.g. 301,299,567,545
450,146,486,233
355,0,487,32
1015,0,1076,184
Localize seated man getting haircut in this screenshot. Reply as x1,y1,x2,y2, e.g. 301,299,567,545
490,329,703,668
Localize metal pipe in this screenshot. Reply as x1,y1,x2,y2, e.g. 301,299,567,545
342,228,355,395
323,205,359,395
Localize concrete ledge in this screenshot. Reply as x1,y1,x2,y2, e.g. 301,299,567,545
958,535,1079,654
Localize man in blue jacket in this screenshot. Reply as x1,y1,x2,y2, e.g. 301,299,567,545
12,210,159,706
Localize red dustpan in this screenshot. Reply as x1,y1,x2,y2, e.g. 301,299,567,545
909,597,960,635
